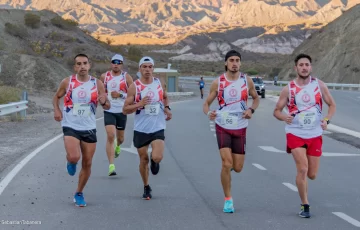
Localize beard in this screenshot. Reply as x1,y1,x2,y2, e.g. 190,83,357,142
298,72,310,79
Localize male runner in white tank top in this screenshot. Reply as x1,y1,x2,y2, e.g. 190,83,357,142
203,50,260,213
100,54,133,176
273,53,336,218
123,56,172,200
53,53,110,207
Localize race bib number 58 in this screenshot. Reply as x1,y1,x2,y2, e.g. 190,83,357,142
145,104,160,115
73,103,91,117
299,112,316,129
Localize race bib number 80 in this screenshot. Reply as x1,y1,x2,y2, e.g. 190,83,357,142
73,103,91,117
145,104,160,115
298,112,316,129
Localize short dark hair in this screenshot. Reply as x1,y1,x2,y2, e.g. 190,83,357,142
225,50,241,71
294,53,311,65
74,53,89,61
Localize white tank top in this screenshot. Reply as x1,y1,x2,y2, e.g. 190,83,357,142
133,77,166,133
61,75,98,131
285,76,323,138
215,73,249,130
104,71,128,114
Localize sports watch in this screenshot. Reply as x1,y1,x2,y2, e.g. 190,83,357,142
165,105,171,110
324,117,330,124
248,108,255,114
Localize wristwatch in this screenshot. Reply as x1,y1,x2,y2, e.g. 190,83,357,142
249,108,255,114
165,105,171,110
324,117,330,124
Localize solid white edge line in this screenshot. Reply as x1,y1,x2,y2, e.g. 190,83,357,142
282,182,298,192
0,117,104,196
0,98,194,196
210,128,215,131
332,212,360,227
252,163,267,170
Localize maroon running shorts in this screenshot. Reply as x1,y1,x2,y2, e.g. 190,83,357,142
215,124,246,154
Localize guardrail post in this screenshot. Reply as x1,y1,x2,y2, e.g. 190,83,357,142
20,90,28,118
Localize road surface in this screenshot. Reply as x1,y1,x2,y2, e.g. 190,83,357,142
0,98,360,229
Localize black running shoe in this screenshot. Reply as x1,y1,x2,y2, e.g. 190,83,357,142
142,185,152,200
150,154,160,175
299,204,311,218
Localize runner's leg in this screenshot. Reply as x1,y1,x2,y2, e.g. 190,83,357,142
64,136,81,176
137,145,152,199
104,112,117,175
231,128,246,173
291,148,309,205
76,140,96,194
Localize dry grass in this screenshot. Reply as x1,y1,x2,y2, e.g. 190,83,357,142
0,86,21,104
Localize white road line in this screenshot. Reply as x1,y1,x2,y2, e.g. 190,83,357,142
252,163,267,170
259,146,360,157
210,128,215,132
209,121,214,124
214,134,216,137
0,99,192,196
282,182,298,192
332,212,360,227
0,117,105,196
210,124,214,127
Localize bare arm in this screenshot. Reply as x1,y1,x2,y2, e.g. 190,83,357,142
52,78,68,112
203,79,218,115
99,73,106,83
97,79,111,110
122,83,145,115
160,78,170,107
246,76,260,111
319,80,336,120
273,86,289,121
125,73,134,89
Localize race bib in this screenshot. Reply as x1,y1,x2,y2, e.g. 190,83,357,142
73,103,91,117
298,112,316,129
221,112,238,127
145,104,160,115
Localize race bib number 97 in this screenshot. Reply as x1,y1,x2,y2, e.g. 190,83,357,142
73,103,91,117
145,104,160,115
298,112,316,129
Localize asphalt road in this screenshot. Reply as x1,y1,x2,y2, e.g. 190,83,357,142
1,98,360,229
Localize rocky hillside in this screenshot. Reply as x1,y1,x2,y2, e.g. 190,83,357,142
0,9,137,94
278,4,360,84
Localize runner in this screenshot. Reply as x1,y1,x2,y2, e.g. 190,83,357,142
273,53,336,218
203,50,260,213
53,53,110,207
122,56,172,200
100,54,134,176
199,77,205,99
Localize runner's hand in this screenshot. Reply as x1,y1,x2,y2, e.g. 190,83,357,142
242,109,252,119
208,110,217,121
140,96,151,107
54,108,62,122
164,108,172,121
98,94,107,105
321,120,328,130
284,115,294,125
111,91,120,98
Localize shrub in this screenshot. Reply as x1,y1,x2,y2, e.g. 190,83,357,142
24,13,41,28
0,86,21,104
50,16,79,30
4,23,28,39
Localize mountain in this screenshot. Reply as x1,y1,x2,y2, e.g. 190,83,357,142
1,0,359,45
278,4,360,83
0,9,133,94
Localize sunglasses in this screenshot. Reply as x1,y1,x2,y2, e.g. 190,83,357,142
111,60,123,65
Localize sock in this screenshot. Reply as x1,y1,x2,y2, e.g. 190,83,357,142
225,197,232,201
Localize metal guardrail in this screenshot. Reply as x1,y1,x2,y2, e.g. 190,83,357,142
167,92,194,96
0,101,28,117
179,77,360,90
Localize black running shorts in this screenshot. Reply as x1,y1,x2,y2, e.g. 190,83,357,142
62,126,97,143
133,129,165,149
104,111,127,130
215,124,246,154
